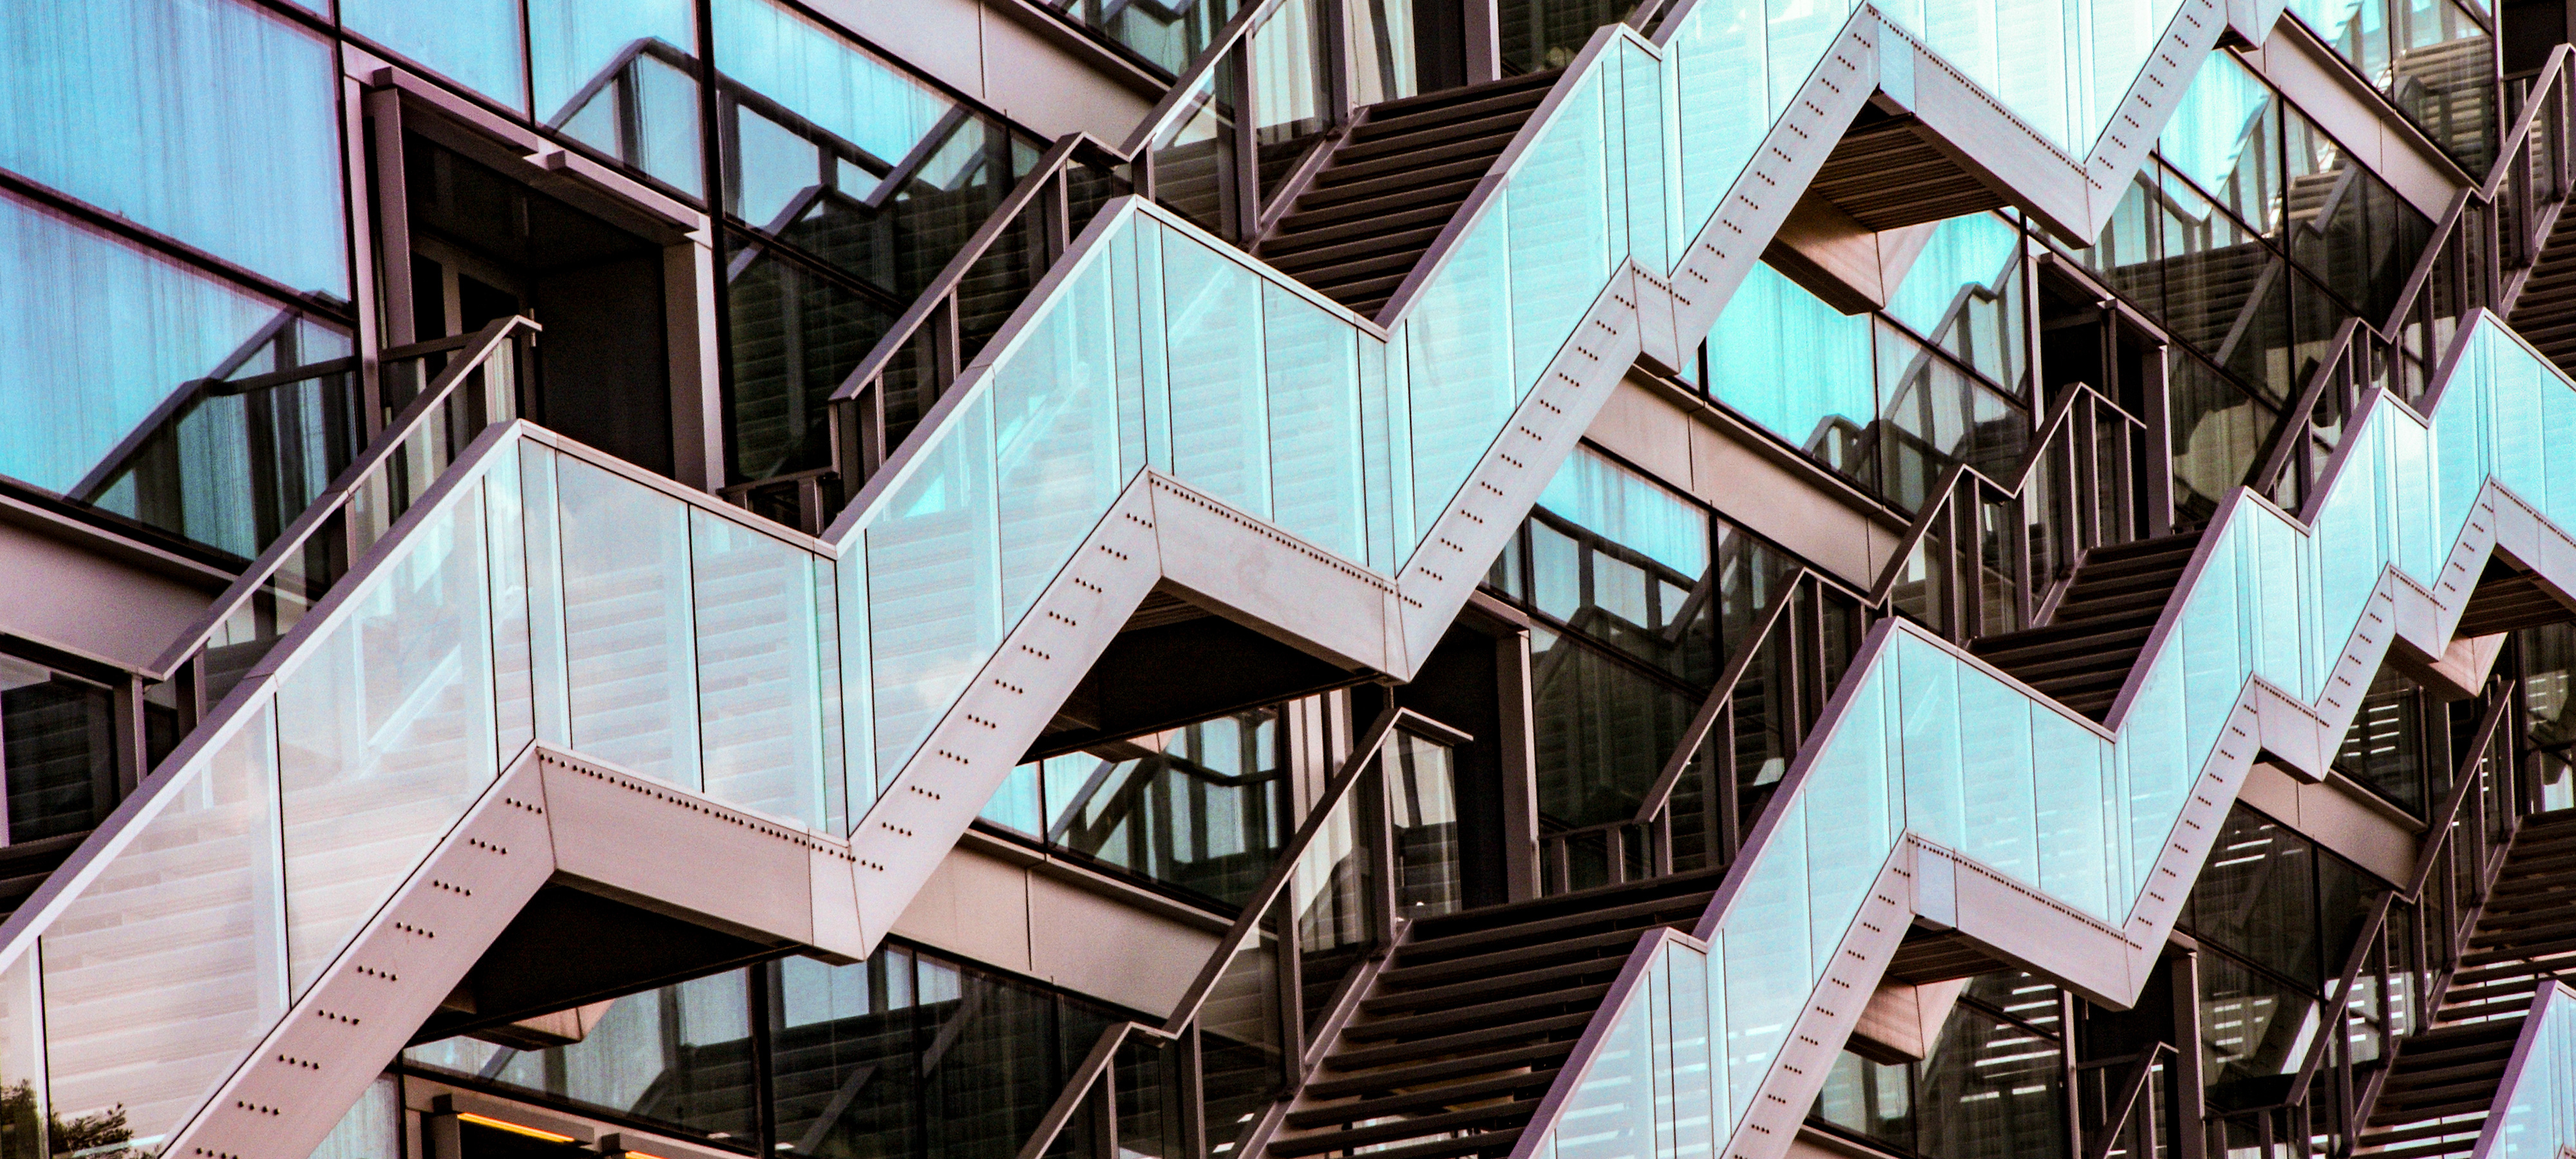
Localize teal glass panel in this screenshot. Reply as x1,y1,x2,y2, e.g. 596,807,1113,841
1722,798,1808,1118
1112,229,1148,478
1993,0,2072,146
814,560,847,834
837,542,877,816
1804,664,1892,963
1381,328,1419,556
1407,202,1517,534
1701,929,1730,1124
1616,41,1672,276
41,702,284,1146
866,393,1001,781
0,0,346,294
993,252,1122,616
1765,0,1842,117
2176,540,2242,763
691,509,827,828
2494,341,2547,508
1265,284,1365,561
2031,706,2112,919
1359,333,1397,572
1555,984,1653,1159
558,458,703,787
0,196,307,498
518,443,574,748
530,0,692,120
1535,447,1711,579
2546,363,2576,529
1705,266,1874,471
1506,77,1611,395
486,446,535,766
709,0,956,182
1958,663,2038,884
1139,222,1174,473
275,493,498,994
2119,643,2190,894
1899,635,1966,850
1163,236,1271,517
344,0,529,112
1668,0,1767,243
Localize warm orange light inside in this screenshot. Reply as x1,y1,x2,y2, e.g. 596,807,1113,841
456,1112,578,1144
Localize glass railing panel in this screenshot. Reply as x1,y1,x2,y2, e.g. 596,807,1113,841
37,702,282,1154
862,391,1002,780
1552,969,1656,1159
691,507,835,829
2490,986,2576,1159
558,456,705,788
1264,285,1367,561
1507,73,1615,393
1150,73,1235,237
1162,234,1274,520
80,356,363,563
274,480,507,995
1197,922,1283,1153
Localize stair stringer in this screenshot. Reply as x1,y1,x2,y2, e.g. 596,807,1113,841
167,743,871,1159
1502,312,2576,1159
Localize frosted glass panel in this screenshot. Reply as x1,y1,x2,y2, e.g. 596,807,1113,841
275,495,497,993
692,509,826,828
558,458,702,786
43,705,285,1145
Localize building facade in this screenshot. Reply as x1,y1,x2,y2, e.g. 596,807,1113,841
2,0,2575,1157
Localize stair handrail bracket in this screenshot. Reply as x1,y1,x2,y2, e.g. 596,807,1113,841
2474,981,2576,1159
1506,305,2576,1159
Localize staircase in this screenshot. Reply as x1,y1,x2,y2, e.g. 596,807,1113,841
1255,71,1558,319
2353,811,2576,1159
2508,209,2576,377
1968,532,2199,721
1265,871,1719,1159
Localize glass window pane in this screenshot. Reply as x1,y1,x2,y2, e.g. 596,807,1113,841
344,0,529,113
0,0,346,294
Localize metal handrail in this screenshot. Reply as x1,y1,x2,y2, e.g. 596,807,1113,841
2082,1043,2179,1159
1617,381,2143,851
2214,680,2523,1159
1011,703,1472,1159
144,314,538,679
2249,44,2575,504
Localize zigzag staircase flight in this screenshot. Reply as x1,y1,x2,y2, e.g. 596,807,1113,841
13,0,2576,1154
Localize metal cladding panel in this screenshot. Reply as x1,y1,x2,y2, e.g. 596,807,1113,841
1149,473,1401,674
847,477,1164,947
175,754,558,1159
540,751,822,946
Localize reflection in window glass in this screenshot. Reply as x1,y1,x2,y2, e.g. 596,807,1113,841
0,196,333,502
1813,972,2068,1159
531,0,703,195
343,0,530,113
2197,951,2320,1110
2184,809,2324,987
0,654,115,844
2336,668,2428,814
404,970,759,1136
712,0,954,189
0,0,347,295
980,709,1292,909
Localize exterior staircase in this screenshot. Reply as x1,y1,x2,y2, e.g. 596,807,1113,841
1967,532,2199,721
1267,872,1719,1159
2354,811,2576,1159
1255,71,1558,319
2507,207,2576,375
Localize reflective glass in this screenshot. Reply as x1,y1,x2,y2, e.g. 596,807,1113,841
531,0,703,194
1407,209,1518,533
1265,284,1366,561
1163,236,1271,517
343,0,529,112
0,0,346,294
43,704,284,1151
558,458,703,787
712,0,960,218
1508,78,1613,389
1705,265,1876,487
693,509,828,827
0,655,115,846
275,493,498,994
994,254,1123,616
865,393,1001,780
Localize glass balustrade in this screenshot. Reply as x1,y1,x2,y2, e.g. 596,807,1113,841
0,0,2449,1141
1525,312,2576,1159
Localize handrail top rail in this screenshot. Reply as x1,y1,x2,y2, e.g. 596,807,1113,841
145,314,539,680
